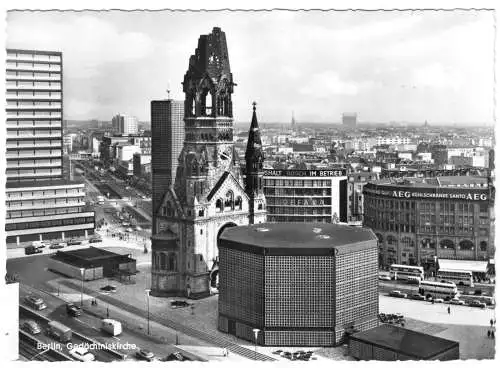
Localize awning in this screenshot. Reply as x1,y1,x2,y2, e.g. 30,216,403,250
438,259,488,273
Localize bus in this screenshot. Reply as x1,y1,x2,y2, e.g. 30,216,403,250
437,269,474,287
389,264,424,281
419,280,458,300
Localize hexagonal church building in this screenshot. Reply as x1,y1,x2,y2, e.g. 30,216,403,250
217,223,379,346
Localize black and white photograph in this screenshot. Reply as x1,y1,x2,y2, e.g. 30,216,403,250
0,0,497,363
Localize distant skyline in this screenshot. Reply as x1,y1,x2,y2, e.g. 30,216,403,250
7,10,495,124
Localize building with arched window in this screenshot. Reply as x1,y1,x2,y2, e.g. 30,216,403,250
363,176,494,271
151,28,266,299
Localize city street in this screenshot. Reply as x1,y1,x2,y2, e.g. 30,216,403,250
19,284,204,362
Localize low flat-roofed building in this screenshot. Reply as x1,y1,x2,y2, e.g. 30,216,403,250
48,246,136,280
349,324,459,361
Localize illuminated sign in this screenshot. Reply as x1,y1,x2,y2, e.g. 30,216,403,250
363,186,490,201
263,169,346,177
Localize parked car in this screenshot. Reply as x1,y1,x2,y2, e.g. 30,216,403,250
136,349,155,362
410,294,425,301
163,352,188,361
21,320,41,335
31,241,47,249
272,350,283,355
171,300,191,309
66,303,82,317
24,246,42,255
433,298,444,303
50,243,65,249
67,239,82,246
378,275,391,281
389,290,407,298
100,285,117,293
69,347,95,362
89,237,103,243
469,300,487,308
450,298,465,306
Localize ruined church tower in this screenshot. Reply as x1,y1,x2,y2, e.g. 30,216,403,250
151,27,266,298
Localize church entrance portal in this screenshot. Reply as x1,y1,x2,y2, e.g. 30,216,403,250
210,222,237,288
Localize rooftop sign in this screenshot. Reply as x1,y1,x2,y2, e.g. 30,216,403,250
263,169,347,177
363,185,490,201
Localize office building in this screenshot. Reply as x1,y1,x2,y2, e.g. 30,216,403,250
112,113,138,135
218,223,379,346
342,113,357,127
263,169,347,223
363,176,495,270
151,99,184,223
347,172,379,224
5,49,95,245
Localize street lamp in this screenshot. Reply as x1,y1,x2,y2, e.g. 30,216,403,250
79,268,85,307
145,289,151,335
252,328,260,360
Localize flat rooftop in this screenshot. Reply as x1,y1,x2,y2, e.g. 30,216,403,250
351,324,458,360
371,176,489,189
220,223,376,249
58,246,126,261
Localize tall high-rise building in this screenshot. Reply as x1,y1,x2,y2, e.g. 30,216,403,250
151,99,184,232
5,49,95,246
342,113,357,127
112,113,138,135
150,27,266,299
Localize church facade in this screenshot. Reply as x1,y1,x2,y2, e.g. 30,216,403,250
151,27,266,298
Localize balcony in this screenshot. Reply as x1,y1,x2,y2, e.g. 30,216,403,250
6,64,61,72
7,171,61,180
6,152,61,159
7,134,62,140
7,161,61,168
7,115,62,120
6,143,62,149
6,54,61,63
6,105,61,110
7,123,61,129
6,192,85,202
6,75,61,82
7,201,84,211
6,95,61,101
6,85,62,91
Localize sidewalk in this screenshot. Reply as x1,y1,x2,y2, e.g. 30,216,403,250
43,280,210,362
56,276,276,361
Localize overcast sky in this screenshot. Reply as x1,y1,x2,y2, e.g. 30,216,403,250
6,10,495,124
